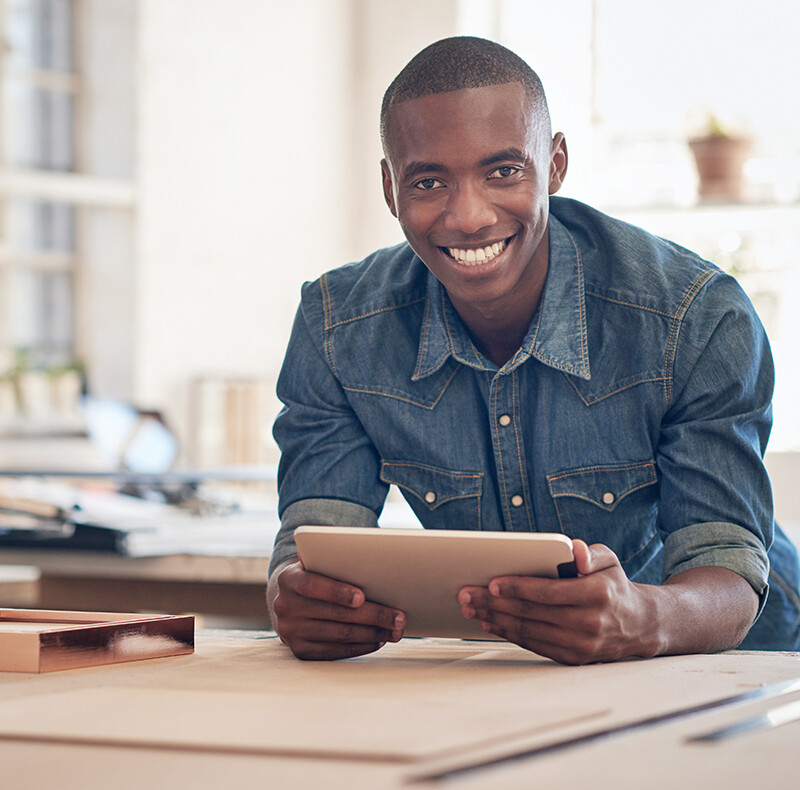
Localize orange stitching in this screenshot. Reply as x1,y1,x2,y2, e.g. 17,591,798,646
326,297,427,329
321,275,339,377
559,225,590,376
564,374,668,405
663,269,716,405
342,366,460,410
491,378,513,529
550,480,657,505
381,462,482,480
547,461,655,482
586,291,677,319
510,373,534,529
413,295,434,378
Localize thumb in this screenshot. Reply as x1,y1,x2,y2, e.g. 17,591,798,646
572,539,620,576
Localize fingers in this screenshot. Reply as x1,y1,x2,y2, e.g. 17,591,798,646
461,587,614,665
459,541,622,610
456,544,630,663
290,640,389,662
284,617,396,661
477,615,603,666
272,561,406,661
284,561,367,608
279,598,405,642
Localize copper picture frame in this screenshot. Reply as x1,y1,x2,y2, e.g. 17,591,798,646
0,608,194,673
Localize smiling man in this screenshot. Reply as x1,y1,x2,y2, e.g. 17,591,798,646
267,36,800,663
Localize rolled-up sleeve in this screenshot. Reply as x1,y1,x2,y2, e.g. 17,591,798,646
662,521,770,602
657,272,774,610
268,498,379,576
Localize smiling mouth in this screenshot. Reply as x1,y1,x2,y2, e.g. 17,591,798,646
443,237,511,266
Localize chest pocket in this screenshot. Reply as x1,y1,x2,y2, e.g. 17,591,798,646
547,461,659,568
380,461,483,531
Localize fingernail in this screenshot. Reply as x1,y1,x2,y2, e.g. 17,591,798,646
393,613,405,629
481,621,491,632
391,629,403,642
462,605,475,619
458,590,471,605
489,582,500,596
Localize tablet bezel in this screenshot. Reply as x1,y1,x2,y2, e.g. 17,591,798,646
294,527,577,640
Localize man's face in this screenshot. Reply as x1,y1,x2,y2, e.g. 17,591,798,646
381,82,567,317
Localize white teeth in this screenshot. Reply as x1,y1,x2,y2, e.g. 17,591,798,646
447,239,507,266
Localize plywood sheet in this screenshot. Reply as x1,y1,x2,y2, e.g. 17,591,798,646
0,685,603,762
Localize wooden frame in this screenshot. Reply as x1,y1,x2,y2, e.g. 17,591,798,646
0,608,193,673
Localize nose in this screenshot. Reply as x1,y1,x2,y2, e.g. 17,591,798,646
442,183,497,235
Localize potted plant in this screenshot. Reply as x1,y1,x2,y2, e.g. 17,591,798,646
688,115,753,203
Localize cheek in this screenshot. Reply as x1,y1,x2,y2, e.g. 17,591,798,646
398,200,441,238
506,191,548,232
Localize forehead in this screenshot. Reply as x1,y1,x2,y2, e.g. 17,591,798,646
385,82,540,170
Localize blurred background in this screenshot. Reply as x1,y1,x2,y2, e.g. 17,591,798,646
1,0,799,472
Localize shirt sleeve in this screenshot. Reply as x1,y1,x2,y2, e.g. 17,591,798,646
657,271,774,606
269,285,390,574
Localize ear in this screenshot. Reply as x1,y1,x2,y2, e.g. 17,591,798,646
381,159,398,217
548,133,568,195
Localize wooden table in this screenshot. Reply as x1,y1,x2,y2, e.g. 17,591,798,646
1,629,799,789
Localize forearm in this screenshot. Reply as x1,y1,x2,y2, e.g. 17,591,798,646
646,566,759,656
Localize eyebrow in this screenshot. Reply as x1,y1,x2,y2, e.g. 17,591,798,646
401,161,448,181
478,147,530,168
400,148,531,182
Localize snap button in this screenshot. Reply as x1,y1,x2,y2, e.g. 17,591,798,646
499,414,511,427
425,491,436,504
602,492,615,505
511,495,524,507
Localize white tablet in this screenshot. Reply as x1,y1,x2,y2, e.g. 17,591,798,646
294,526,577,640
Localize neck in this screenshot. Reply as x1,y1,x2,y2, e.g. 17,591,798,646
461,311,534,368
450,253,548,368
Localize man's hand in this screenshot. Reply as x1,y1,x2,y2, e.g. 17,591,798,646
458,539,758,665
459,540,656,664
269,558,406,660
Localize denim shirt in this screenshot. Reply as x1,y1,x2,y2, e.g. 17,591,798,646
271,196,800,650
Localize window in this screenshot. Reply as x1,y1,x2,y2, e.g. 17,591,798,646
1,0,78,372
0,0,135,426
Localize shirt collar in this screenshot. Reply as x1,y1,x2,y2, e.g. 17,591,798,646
412,214,591,381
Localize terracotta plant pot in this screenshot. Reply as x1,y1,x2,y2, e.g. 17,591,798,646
688,135,753,202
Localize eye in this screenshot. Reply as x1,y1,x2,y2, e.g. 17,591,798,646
413,177,444,190
488,165,519,179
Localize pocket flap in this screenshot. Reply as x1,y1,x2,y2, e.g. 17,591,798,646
380,461,482,510
547,461,657,512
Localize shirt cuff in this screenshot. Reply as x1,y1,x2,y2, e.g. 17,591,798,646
662,521,770,613
268,498,379,577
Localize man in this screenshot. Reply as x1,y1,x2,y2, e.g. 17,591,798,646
267,36,800,663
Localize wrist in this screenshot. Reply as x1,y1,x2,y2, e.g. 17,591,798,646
629,582,670,659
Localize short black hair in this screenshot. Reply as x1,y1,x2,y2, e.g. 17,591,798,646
380,36,550,153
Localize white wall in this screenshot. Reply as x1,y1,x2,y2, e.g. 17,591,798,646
136,0,360,455
79,0,137,399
